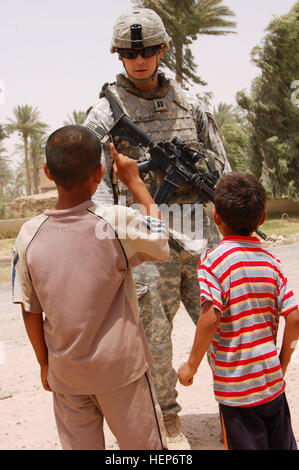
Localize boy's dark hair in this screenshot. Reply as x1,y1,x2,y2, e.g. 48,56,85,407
45,125,101,190
214,172,267,236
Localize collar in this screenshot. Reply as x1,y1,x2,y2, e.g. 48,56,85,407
43,200,96,217
116,73,170,100
220,235,262,246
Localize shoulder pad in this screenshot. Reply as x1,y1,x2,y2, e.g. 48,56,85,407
99,81,116,99
168,80,193,112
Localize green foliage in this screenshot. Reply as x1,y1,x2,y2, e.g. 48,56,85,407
213,102,236,130
0,144,12,189
5,105,48,196
64,110,87,126
236,2,299,199
5,105,48,140
221,121,250,172
211,102,251,174
14,131,47,195
0,127,14,216
132,0,236,87
0,125,7,141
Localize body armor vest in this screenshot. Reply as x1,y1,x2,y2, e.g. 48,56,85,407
107,78,200,205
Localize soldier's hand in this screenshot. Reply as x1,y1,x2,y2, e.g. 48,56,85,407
110,142,142,189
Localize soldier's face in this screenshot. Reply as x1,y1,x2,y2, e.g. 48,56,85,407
121,47,165,85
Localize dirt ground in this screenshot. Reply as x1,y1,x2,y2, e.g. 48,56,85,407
0,242,299,451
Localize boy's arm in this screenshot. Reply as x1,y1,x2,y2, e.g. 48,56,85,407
178,301,221,386
22,306,52,391
279,307,299,376
109,143,162,221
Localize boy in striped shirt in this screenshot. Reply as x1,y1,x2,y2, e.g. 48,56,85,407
178,172,299,450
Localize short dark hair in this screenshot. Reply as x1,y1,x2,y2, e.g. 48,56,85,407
45,125,101,190
214,172,267,236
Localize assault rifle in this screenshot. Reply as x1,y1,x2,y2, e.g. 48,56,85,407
86,87,267,240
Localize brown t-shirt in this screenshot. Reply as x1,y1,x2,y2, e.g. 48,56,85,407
12,200,169,394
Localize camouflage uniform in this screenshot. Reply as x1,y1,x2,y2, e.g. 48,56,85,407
84,73,231,417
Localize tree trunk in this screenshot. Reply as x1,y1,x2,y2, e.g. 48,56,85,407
175,43,183,84
31,150,40,194
23,133,32,196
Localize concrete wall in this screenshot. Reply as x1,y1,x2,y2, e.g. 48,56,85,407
1,199,299,238
266,199,299,216
4,190,57,219
0,218,31,238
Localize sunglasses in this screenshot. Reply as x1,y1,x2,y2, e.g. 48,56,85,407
117,45,162,59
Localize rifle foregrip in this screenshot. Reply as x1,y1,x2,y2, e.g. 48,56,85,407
190,174,215,202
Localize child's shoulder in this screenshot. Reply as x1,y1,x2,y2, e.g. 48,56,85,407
14,213,49,258
199,243,224,266
258,245,282,268
16,214,49,245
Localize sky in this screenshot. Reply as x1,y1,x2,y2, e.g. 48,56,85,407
0,0,297,163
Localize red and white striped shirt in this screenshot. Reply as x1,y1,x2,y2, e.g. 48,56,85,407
198,236,298,407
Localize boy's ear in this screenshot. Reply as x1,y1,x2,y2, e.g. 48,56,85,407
43,163,54,181
259,211,267,226
94,163,105,183
213,207,222,226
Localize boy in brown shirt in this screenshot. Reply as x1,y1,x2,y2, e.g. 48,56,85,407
12,125,169,450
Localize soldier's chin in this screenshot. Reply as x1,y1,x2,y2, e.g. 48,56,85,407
127,72,157,84
125,64,159,85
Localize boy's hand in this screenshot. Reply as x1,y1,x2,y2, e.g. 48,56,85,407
40,364,52,392
178,362,197,386
110,142,142,190
110,142,162,219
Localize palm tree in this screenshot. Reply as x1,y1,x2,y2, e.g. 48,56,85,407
14,130,48,195
133,0,236,86
30,131,47,194
5,105,48,196
196,90,214,110
64,110,86,126
0,145,12,190
0,125,6,141
213,102,236,130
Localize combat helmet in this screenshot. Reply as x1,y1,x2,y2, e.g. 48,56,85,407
110,8,173,52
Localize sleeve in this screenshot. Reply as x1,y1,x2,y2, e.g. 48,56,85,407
12,244,43,314
92,144,115,207
278,275,298,317
192,100,232,176
84,100,115,206
113,206,169,268
197,252,225,313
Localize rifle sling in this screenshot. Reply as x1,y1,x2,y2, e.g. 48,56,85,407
104,86,125,121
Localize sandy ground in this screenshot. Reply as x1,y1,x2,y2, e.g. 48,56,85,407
0,242,299,451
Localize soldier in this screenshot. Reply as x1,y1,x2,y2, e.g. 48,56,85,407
84,8,231,449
